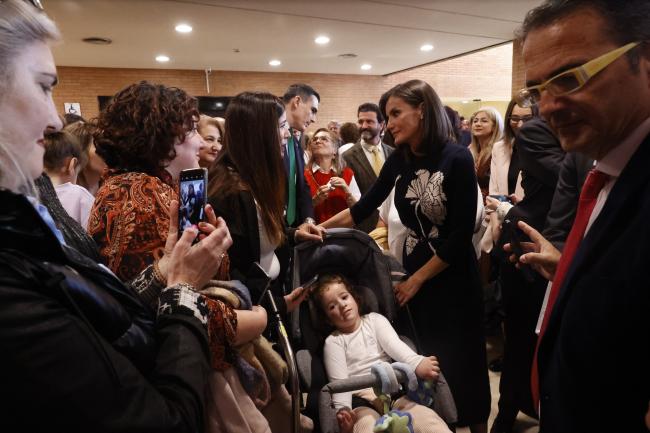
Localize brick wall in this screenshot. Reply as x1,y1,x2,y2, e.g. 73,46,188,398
53,42,515,129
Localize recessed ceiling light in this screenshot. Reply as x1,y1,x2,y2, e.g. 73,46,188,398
155,55,170,63
175,23,193,33
82,36,112,45
461,100,469,104
315,35,330,45
420,44,434,52
269,59,282,66
361,64,372,70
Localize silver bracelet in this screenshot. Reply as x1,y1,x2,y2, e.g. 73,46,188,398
304,217,316,225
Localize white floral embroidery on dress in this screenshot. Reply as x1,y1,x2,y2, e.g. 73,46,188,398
404,169,447,256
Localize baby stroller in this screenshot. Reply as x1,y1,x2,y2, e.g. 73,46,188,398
289,228,458,433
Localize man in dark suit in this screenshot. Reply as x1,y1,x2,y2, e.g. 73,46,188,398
342,102,394,233
282,83,318,227
509,1,650,431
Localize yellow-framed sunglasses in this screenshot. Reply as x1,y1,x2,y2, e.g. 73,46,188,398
515,41,641,108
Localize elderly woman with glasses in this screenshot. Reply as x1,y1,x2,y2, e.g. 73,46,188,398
305,128,361,223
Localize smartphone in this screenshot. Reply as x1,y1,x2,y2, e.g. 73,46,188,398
503,219,535,282
178,168,208,241
301,274,319,293
489,194,511,203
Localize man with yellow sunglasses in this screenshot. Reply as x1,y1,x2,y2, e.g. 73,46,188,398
505,1,650,432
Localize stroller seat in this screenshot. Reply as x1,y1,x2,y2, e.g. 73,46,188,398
290,228,457,433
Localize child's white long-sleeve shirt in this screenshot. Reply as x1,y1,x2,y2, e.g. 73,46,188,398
323,312,424,409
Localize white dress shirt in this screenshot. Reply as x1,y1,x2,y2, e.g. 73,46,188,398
361,139,386,170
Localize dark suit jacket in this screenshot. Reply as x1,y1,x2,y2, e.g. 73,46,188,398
342,142,394,233
284,134,314,227
537,133,650,433
208,188,295,317
542,152,594,251
505,118,565,232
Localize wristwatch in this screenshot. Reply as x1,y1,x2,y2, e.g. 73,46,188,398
304,217,316,225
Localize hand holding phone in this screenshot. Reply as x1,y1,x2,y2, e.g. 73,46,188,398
503,219,536,282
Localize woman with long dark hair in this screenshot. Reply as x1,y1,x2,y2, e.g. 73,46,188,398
322,80,490,433
207,91,322,315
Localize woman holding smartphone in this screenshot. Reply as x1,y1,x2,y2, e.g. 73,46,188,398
88,81,213,282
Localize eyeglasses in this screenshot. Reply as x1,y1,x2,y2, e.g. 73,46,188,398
515,41,641,108
508,115,533,123
312,135,331,143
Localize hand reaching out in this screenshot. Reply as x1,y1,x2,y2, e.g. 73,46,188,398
295,222,325,243
284,285,311,313
504,220,560,281
415,356,440,382
336,408,356,433
394,275,424,306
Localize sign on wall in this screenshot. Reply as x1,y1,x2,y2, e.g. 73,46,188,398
64,102,82,117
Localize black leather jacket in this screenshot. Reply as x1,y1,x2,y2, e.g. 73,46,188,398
0,189,210,432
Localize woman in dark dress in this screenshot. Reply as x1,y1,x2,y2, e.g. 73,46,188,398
321,80,490,433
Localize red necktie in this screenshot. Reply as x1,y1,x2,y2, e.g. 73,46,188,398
531,169,610,409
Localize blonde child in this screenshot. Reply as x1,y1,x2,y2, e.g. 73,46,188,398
313,274,451,433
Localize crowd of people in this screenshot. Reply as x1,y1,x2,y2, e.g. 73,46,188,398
0,0,648,432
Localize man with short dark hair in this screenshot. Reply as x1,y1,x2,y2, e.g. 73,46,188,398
341,103,393,233
282,83,319,227
510,1,650,431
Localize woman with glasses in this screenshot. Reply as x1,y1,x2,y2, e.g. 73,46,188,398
469,107,504,201
305,128,361,224
0,1,234,431
488,100,536,203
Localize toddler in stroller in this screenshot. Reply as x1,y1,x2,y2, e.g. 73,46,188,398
312,273,451,433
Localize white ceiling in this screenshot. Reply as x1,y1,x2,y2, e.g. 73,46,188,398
46,0,541,75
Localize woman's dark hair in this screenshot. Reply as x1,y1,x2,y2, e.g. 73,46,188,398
43,130,85,171
339,122,360,145
503,99,540,146
94,81,198,175
444,105,461,143
207,91,286,245
312,274,367,330
379,79,452,156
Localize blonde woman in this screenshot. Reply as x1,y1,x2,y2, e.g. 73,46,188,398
197,114,224,168
469,107,504,200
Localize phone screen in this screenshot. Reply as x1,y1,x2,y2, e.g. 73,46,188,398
178,168,208,238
